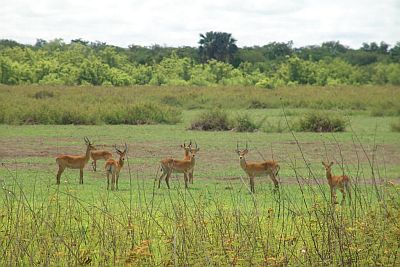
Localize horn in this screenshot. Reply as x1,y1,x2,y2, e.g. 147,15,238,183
124,143,128,153
236,141,239,152
189,140,192,147
195,141,198,149
114,144,122,154
84,137,91,144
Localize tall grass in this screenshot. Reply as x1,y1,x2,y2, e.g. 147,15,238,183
1,144,399,265
1,85,400,125
0,99,181,125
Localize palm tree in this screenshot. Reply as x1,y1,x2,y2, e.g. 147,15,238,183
198,31,238,64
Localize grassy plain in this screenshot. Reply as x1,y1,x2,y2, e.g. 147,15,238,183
0,85,399,265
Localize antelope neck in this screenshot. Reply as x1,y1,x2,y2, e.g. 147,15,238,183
85,146,92,163
325,170,332,180
184,150,190,160
239,157,247,169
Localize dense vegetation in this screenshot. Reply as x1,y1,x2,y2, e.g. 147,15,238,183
1,35,400,87
1,85,399,126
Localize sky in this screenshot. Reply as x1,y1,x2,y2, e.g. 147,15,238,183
1,0,399,48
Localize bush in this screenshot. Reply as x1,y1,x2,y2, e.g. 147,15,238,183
247,100,269,109
298,111,346,132
160,95,181,107
255,77,275,89
263,119,289,133
32,90,54,99
232,113,259,132
189,109,232,131
391,120,400,132
123,103,181,125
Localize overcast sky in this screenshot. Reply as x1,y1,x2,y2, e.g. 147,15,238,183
1,0,399,48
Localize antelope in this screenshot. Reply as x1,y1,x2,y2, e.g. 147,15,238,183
158,141,200,189
322,161,351,205
236,142,280,193
56,137,95,185
105,144,128,191
90,148,113,171
181,141,196,184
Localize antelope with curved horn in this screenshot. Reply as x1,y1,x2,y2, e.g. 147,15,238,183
90,147,113,171
159,141,200,189
322,161,351,205
105,144,128,190
236,142,280,193
56,137,95,184
181,140,196,184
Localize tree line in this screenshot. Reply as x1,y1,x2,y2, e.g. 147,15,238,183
0,32,399,87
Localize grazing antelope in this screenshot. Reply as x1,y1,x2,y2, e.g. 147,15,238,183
158,141,200,189
56,137,95,185
105,144,128,191
322,161,351,205
236,142,280,193
90,148,112,171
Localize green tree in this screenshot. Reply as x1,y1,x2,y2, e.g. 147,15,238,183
198,31,238,64
262,41,293,60
389,42,400,62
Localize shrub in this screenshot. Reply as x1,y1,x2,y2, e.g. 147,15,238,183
233,113,259,132
255,77,275,89
189,109,232,131
298,111,346,132
391,120,400,132
32,90,54,99
122,103,181,125
247,100,269,109
263,119,289,133
160,95,181,107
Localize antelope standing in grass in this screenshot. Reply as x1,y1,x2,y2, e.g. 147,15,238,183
56,137,95,185
105,144,128,190
181,141,196,184
322,161,351,205
236,142,280,193
158,141,200,189
90,148,113,171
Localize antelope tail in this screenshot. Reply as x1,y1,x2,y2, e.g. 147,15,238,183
105,164,112,174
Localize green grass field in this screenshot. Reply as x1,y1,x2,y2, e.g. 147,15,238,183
0,85,399,265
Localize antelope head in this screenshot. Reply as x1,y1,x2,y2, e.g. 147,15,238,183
115,143,128,162
84,137,96,150
236,141,249,160
189,140,200,158
322,161,334,172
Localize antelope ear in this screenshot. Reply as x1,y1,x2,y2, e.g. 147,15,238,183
321,161,325,166
330,162,334,166
244,149,249,154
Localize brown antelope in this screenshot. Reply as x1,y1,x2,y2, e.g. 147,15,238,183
158,141,200,189
181,140,196,184
322,161,351,204
90,148,112,171
236,142,280,193
56,137,95,185
105,144,128,191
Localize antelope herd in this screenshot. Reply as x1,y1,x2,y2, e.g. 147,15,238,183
55,138,351,204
